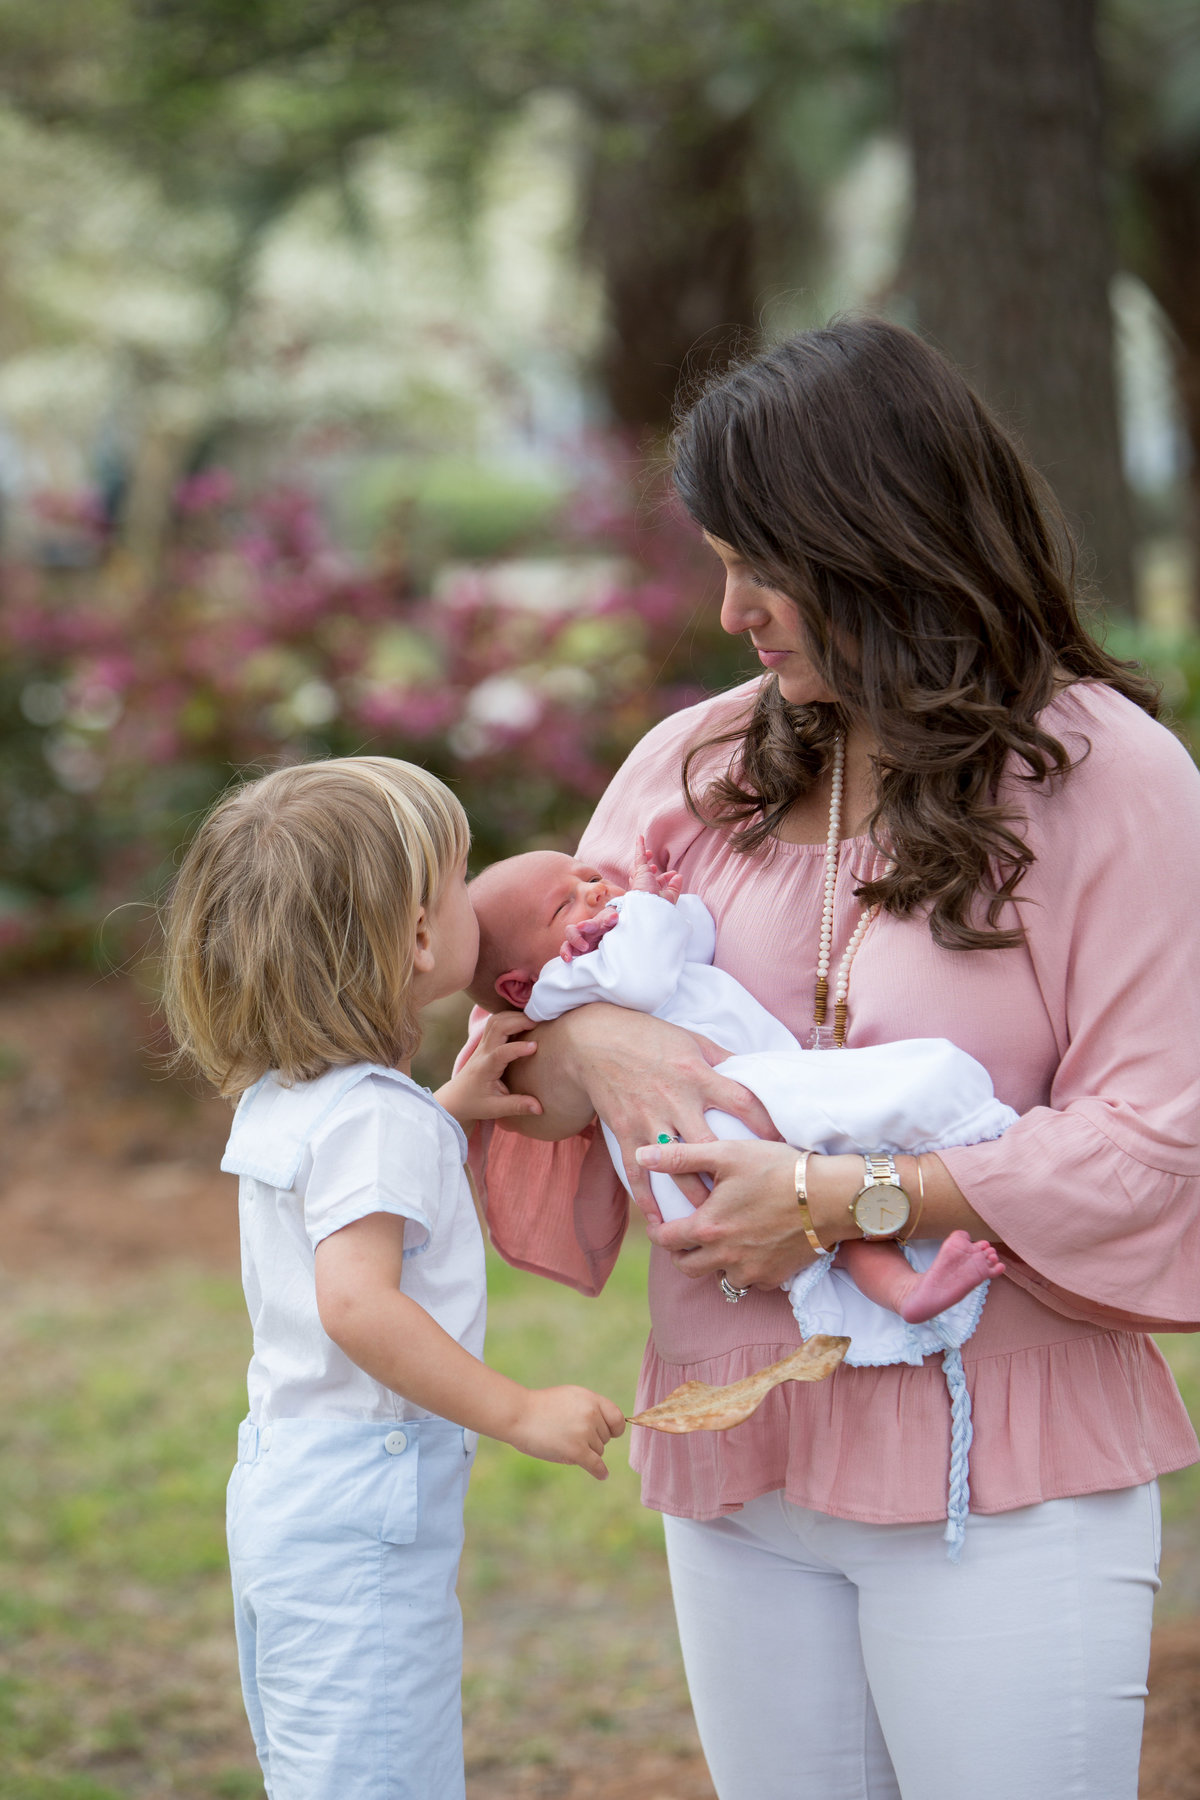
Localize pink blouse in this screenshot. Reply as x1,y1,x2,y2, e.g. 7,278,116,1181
479,680,1200,1523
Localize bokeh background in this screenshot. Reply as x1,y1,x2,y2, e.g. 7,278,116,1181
2,3,1200,1796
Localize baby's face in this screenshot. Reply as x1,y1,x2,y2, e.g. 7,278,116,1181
486,851,624,977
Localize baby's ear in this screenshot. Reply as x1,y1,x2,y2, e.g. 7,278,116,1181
495,971,535,1010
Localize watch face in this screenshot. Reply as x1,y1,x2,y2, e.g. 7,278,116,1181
853,1183,911,1239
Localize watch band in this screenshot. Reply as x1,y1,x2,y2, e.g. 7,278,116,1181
794,1152,829,1255
859,1152,900,1196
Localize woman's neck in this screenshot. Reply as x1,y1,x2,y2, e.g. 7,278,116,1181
774,728,878,846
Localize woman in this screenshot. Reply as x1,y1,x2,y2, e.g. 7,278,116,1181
478,318,1200,1800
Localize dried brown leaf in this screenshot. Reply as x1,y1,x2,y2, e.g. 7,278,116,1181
628,1334,850,1433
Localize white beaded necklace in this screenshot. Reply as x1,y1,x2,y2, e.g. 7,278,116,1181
810,735,876,1049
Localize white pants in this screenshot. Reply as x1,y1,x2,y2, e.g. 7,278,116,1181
228,1415,476,1800
663,1482,1161,1800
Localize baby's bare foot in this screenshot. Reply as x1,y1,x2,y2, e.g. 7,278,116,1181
898,1231,1005,1324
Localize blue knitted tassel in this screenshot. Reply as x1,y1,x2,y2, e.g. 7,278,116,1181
941,1345,973,1561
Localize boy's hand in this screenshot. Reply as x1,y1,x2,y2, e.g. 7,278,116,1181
560,908,619,961
629,832,681,903
435,1012,542,1127
508,1386,627,1480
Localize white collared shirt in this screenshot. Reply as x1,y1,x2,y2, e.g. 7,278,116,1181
222,1064,486,1425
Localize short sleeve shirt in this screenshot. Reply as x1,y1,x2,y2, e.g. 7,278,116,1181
222,1064,486,1424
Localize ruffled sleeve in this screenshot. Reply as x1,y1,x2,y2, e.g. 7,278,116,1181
477,685,757,1294
938,687,1200,1331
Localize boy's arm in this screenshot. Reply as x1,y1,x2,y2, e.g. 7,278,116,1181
314,1212,625,1478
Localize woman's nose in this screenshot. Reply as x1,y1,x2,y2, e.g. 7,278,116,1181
719,577,766,637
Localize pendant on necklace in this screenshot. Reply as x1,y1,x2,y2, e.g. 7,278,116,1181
805,1023,839,1051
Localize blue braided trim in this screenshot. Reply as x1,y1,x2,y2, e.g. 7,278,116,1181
940,1344,973,1562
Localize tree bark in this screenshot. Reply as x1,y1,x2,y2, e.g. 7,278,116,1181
901,0,1134,614
1133,144,1200,627
581,93,760,434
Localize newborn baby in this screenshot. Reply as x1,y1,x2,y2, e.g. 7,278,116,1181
468,839,1008,1347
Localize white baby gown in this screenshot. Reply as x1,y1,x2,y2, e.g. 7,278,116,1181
526,890,1018,1369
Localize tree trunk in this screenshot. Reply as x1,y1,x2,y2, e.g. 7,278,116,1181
900,0,1134,614
1133,144,1200,628
581,94,760,435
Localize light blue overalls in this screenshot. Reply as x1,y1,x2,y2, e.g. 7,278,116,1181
222,1064,483,1800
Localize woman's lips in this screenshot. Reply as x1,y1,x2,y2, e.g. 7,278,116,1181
755,648,791,668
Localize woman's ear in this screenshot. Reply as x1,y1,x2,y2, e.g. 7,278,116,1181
412,906,435,975
495,970,535,1010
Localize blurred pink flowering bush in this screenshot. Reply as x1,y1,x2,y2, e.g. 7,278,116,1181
0,447,748,969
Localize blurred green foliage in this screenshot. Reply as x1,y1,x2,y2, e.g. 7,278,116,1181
0,0,897,436
1104,622,1200,754
348,457,567,562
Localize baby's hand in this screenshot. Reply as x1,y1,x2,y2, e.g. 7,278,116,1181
508,1386,627,1481
560,908,618,961
629,833,681,903
435,1012,542,1128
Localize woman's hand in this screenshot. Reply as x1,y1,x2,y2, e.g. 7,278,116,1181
503,1004,779,1216
634,1136,819,1289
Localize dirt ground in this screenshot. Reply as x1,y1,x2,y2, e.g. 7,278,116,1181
1,972,1198,1799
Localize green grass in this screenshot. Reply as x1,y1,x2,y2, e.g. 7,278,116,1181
1155,1333,1200,1528
1,1247,1197,1793
463,1233,664,1598
0,1240,663,1796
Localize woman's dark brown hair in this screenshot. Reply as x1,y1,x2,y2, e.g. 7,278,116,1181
672,316,1159,950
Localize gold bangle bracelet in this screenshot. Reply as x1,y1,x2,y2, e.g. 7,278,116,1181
794,1152,829,1256
901,1154,927,1242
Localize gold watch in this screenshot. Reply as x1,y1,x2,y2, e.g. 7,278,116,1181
850,1152,912,1241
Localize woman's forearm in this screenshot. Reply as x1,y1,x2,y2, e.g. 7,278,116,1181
637,1139,997,1290
501,1014,599,1140
807,1152,996,1250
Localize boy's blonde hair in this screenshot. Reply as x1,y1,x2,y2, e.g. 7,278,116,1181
163,757,469,1097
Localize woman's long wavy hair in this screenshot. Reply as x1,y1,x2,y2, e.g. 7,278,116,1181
672,318,1159,950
